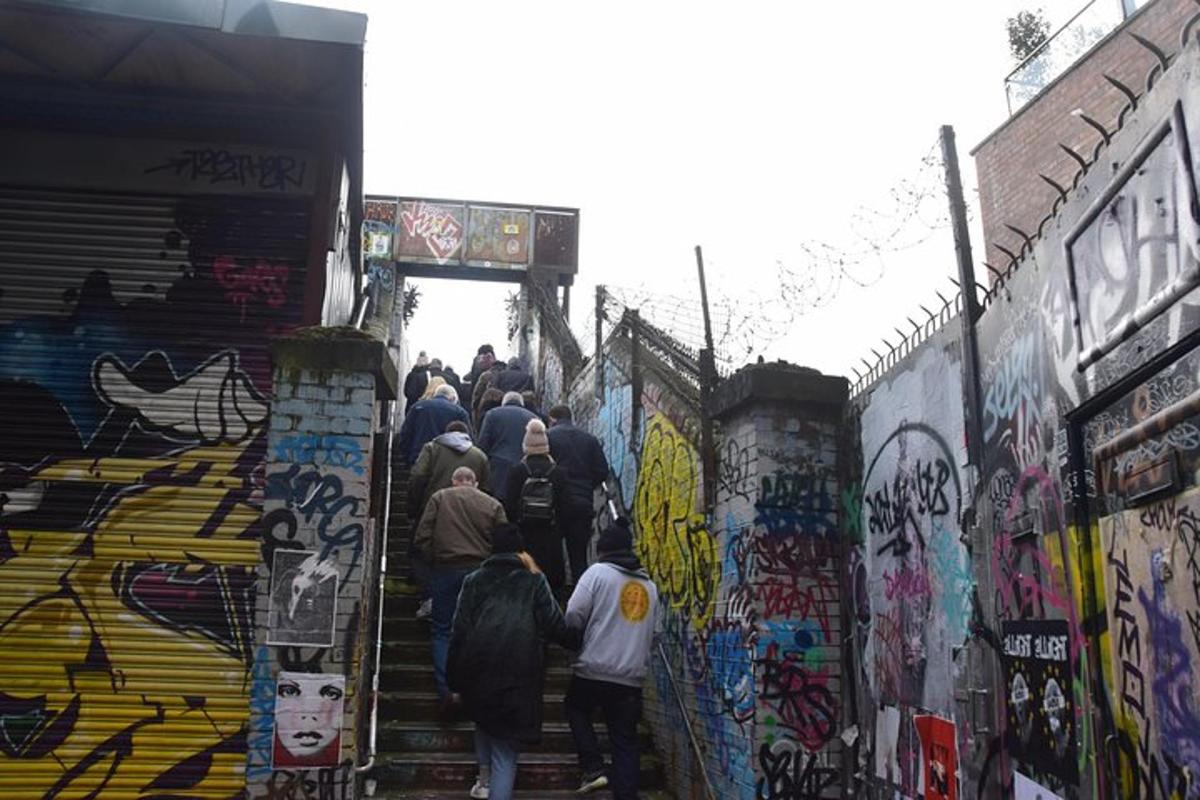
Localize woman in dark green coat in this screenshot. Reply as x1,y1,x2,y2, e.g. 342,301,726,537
447,524,580,800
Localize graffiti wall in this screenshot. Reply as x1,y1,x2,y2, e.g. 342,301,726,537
552,320,847,799
246,359,380,800
849,35,1200,800
850,325,974,799
529,34,1200,800
0,187,310,796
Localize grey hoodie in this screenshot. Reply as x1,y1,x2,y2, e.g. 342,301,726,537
436,431,473,453
565,560,659,687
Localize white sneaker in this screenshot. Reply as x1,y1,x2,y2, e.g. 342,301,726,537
577,770,608,793
415,598,432,620
469,778,490,798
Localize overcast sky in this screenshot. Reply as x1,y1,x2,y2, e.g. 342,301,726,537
305,0,1103,381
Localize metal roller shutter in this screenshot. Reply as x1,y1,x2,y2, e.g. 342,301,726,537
0,186,309,798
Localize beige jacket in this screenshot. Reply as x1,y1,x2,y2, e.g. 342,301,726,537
413,485,507,567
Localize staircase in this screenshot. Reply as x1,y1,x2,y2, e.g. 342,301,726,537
368,474,672,799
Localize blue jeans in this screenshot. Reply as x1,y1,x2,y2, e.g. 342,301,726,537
474,726,519,800
565,676,642,799
430,564,474,699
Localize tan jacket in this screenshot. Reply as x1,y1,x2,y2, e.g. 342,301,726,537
413,485,507,567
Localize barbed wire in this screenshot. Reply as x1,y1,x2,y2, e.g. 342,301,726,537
776,138,956,311
577,137,961,374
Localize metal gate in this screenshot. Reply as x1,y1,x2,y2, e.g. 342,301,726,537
0,186,310,797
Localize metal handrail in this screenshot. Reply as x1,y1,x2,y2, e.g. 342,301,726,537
653,641,718,800
356,399,394,778
1004,0,1100,85
600,483,718,800
1003,0,1128,114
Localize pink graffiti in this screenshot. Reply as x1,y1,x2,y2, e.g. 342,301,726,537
991,465,1086,660
213,256,289,320
753,574,838,639
400,201,463,263
882,563,933,602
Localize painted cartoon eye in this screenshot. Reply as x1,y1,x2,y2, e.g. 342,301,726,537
0,481,46,516
277,682,300,698
320,684,343,701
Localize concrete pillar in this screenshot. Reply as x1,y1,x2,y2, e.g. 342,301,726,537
710,363,849,799
246,331,396,799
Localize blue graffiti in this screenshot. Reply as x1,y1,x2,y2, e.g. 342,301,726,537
274,433,366,475
706,624,757,724
755,471,837,538
929,520,975,644
246,645,274,779
1138,580,1200,785
982,332,1039,440
598,372,637,503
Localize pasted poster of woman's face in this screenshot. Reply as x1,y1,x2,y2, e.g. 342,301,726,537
272,671,345,768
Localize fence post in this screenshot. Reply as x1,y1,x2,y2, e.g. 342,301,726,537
595,285,606,400
629,311,642,451
699,347,717,513
695,246,718,515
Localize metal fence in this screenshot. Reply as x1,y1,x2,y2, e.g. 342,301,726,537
1005,0,1127,114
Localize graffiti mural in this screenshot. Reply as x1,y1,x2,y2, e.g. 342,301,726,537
855,331,972,798
634,413,719,630
0,194,307,795
1100,491,1200,799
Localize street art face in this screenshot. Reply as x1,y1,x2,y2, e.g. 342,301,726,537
272,672,344,768
268,550,340,648
0,350,265,795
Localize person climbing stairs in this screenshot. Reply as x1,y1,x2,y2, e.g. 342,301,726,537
367,472,673,799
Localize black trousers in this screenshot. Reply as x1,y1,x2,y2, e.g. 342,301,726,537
524,523,565,593
562,511,594,587
564,675,642,799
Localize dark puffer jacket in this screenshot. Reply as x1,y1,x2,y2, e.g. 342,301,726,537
447,554,580,742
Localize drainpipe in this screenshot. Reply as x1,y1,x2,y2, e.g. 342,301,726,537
357,398,394,778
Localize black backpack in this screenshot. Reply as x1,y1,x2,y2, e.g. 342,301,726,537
519,463,557,524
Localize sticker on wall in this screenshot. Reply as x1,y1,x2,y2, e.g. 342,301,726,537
874,704,901,783
267,550,339,647
914,714,957,800
1001,619,1077,783
1014,771,1065,800
272,672,344,768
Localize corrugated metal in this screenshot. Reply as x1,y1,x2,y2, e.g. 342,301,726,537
0,186,309,797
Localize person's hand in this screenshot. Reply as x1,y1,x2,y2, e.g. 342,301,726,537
517,551,541,574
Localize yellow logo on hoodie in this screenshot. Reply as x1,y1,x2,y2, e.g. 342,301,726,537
619,580,650,622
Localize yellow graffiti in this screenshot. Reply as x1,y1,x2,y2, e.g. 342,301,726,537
633,414,718,629
0,443,259,798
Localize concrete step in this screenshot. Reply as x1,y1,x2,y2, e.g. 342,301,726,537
381,639,575,667
381,662,574,695
380,691,569,724
377,720,652,755
383,614,431,641
388,575,422,599
371,791,673,799
373,751,662,792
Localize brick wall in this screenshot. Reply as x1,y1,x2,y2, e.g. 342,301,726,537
246,342,386,800
972,0,1195,274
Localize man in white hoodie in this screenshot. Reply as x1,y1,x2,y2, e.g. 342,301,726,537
564,517,659,798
